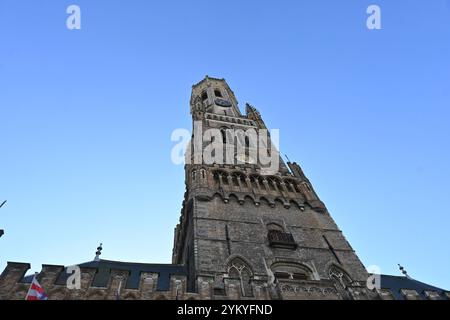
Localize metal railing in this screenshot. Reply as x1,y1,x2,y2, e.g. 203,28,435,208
268,230,297,249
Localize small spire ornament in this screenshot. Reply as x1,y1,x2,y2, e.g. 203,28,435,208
398,264,412,279
94,243,103,262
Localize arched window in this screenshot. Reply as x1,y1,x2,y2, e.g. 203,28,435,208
328,265,352,290
227,258,253,297
214,89,223,97
267,223,284,232
269,180,276,191
220,128,227,144
192,170,196,181
201,91,208,102
271,262,312,281
250,177,258,189
233,175,240,187
285,182,293,192
302,182,312,192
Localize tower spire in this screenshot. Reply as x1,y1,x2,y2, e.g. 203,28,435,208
0,200,6,238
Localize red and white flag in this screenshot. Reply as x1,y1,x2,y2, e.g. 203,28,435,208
25,275,48,300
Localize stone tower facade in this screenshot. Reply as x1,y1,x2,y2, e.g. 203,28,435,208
172,76,378,300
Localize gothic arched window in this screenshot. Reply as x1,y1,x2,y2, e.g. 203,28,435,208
245,136,250,149
269,180,277,191
220,128,227,144
328,265,352,290
227,258,253,297
271,262,312,282
266,223,284,232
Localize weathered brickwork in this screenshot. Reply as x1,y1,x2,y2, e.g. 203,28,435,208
171,76,378,300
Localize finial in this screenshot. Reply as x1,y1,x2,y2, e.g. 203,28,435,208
94,243,103,262
398,264,411,279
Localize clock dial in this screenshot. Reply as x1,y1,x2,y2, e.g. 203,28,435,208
215,98,232,107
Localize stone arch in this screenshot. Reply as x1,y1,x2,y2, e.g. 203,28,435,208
274,198,285,208
326,263,353,291
302,181,312,192
249,175,259,188
259,196,271,207
213,170,228,185
267,178,277,191
122,291,140,300
292,182,302,193
85,289,107,300
233,172,246,185
270,261,314,281
228,193,240,204
212,192,223,201
244,195,256,205
283,179,295,192
226,255,254,297
225,254,254,273
289,199,305,210
266,222,284,232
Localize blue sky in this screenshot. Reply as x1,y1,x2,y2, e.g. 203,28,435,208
1,0,449,290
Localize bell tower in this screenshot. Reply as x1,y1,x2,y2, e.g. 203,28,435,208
190,76,241,118
172,76,379,300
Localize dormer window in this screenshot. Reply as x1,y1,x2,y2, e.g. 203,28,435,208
214,89,222,97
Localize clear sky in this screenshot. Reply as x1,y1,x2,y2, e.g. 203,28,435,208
1,1,449,290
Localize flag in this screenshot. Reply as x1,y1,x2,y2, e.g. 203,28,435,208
26,275,48,300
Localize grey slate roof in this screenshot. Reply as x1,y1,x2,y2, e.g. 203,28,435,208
380,274,448,300
21,259,188,292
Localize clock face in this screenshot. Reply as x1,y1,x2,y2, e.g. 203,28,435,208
215,98,232,108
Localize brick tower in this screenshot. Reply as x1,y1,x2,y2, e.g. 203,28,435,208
172,76,379,300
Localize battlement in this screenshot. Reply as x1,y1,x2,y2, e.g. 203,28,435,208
2,260,448,300
0,260,194,300
0,259,354,300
